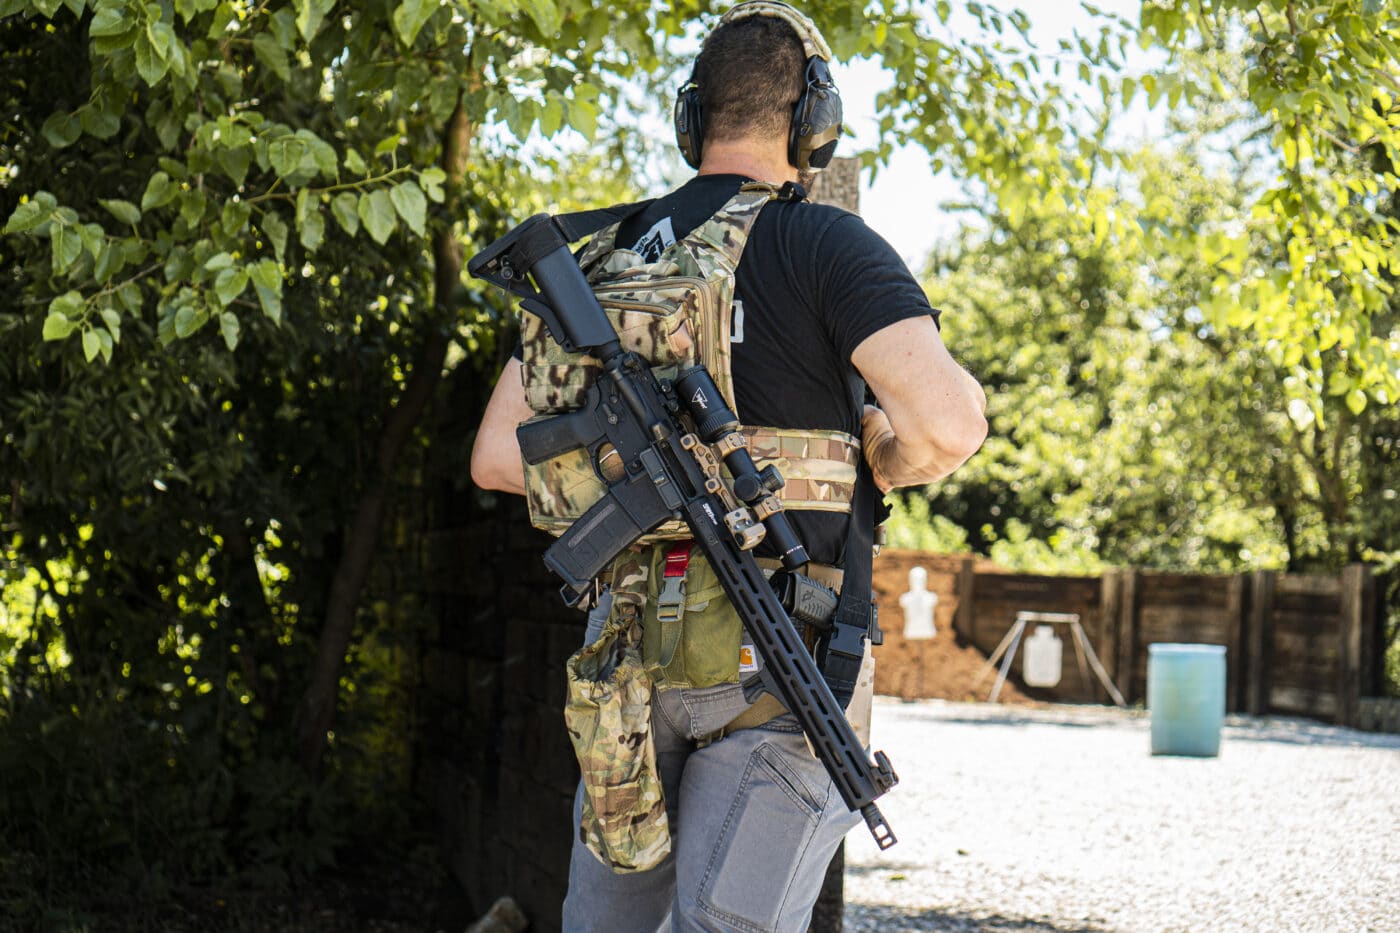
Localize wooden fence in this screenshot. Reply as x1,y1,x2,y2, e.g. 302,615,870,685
871,550,1390,727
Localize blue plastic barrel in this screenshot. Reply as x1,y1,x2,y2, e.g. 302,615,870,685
1148,643,1226,757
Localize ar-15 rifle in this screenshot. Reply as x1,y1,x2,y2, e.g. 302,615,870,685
468,212,898,850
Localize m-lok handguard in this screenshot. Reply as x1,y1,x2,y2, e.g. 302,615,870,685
469,213,899,850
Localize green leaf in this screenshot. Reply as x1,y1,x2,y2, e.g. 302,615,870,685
331,192,360,235
99,199,142,226
295,0,333,41
569,100,598,141
50,224,82,274
218,147,252,187
419,166,445,204
253,32,291,82
42,112,81,149
114,283,140,314
204,251,235,272
42,311,74,341
93,241,121,282
96,327,113,363
392,0,433,46
1345,389,1367,416
359,189,396,245
520,0,559,34
100,306,122,343
250,259,282,323
541,97,564,137
344,148,367,175
374,133,401,156
388,181,426,236
267,136,308,178
80,104,122,139
89,6,130,37
261,211,289,261
220,311,240,351
134,32,171,86
174,303,198,338
82,329,101,362
43,292,84,342
214,267,249,306
141,171,176,211
222,200,252,235
298,208,324,252
4,199,49,235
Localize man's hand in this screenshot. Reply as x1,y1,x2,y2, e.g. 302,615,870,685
861,404,897,494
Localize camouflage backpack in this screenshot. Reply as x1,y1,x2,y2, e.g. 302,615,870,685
517,181,861,542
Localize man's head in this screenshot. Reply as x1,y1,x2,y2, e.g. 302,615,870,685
674,1,842,177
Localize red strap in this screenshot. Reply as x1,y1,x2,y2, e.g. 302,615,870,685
663,541,694,578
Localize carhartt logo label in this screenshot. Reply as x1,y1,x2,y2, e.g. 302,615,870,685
739,644,759,673
691,388,708,409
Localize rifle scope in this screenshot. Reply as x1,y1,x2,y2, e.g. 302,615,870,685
675,367,809,571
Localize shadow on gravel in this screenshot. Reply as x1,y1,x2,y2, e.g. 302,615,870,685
845,904,1107,933
1222,718,1400,750
919,713,1104,731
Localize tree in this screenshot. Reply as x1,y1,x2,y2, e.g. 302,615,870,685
0,0,1067,919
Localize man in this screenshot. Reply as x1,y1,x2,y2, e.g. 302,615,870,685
471,4,986,931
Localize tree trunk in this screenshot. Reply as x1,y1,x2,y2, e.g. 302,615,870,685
295,96,473,773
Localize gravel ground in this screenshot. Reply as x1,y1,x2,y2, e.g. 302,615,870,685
843,698,1400,933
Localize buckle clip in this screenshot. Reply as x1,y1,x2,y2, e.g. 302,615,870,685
656,575,686,623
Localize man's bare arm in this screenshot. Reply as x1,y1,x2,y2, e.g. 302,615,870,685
470,357,532,496
851,315,987,492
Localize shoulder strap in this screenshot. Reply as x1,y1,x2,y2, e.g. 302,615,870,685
675,181,803,277
820,459,878,708
552,199,655,243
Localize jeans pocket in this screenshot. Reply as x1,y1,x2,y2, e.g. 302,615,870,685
698,741,823,933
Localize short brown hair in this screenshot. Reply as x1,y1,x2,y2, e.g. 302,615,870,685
693,15,806,146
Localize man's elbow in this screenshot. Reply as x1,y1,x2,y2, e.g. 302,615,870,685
469,443,512,492
956,406,989,462
909,403,987,481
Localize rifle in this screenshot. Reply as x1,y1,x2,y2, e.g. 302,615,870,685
468,212,898,850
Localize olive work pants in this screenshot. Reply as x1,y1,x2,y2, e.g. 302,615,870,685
561,593,861,933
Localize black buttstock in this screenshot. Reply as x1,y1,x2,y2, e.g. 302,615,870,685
469,216,621,359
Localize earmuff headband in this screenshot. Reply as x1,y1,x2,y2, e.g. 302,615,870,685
673,1,842,173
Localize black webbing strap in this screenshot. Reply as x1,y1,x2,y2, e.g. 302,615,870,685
820,457,879,708
553,199,655,244
502,200,656,285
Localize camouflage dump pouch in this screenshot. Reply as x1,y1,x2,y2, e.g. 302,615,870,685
564,560,670,873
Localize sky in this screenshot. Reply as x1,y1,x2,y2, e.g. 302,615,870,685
830,0,1159,265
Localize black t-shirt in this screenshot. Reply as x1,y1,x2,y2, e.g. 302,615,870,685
523,174,938,565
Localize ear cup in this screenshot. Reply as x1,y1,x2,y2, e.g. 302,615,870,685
788,56,842,172
674,82,704,169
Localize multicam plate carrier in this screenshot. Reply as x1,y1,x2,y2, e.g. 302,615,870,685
518,182,860,543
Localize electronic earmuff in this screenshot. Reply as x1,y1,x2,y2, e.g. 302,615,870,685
673,0,843,173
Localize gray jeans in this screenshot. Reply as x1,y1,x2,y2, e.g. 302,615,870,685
562,592,860,933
